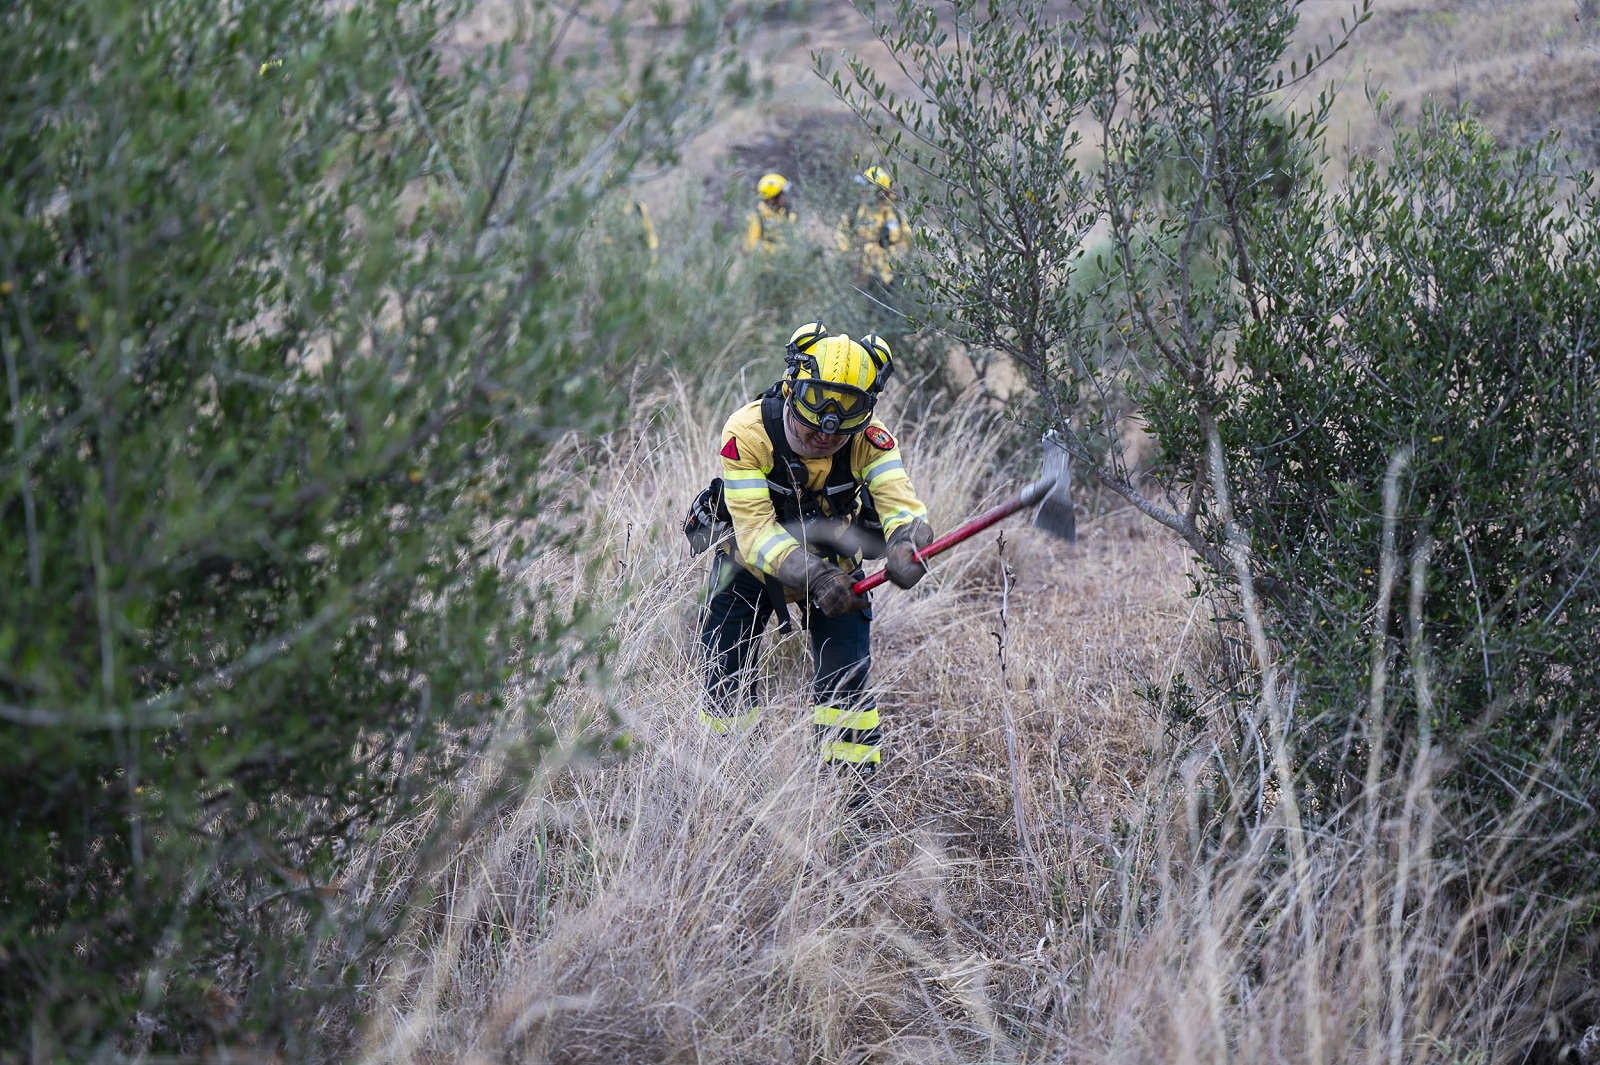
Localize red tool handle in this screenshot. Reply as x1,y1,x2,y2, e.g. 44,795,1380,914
852,493,1033,595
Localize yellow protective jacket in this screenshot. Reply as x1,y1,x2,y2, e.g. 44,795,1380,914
632,200,659,264
838,201,908,284
743,201,797,255
717,400,928,595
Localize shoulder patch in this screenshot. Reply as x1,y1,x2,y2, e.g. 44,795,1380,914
863,425,895,451
720,436,741,461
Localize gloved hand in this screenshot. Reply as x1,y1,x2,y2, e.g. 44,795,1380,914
776,549,869,617
884,519,934,589
811,568,870,617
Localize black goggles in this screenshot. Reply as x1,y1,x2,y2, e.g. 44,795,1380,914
790,378,875,435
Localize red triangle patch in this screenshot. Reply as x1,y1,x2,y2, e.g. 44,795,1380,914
720,436,740,460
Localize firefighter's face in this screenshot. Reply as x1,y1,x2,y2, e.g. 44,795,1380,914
786,407,849,458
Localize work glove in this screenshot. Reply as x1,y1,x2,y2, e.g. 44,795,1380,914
884,519,934,590
776,549,869,618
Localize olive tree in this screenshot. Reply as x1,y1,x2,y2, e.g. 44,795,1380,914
0,0,732,1055
824,0,1360,563
827,0,1597,1003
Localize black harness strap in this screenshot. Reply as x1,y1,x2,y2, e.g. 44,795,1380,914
755,394,866,632
878,204,906,247
759,394,858,527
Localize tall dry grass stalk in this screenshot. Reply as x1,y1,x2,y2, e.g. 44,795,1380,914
348,374,1593,1063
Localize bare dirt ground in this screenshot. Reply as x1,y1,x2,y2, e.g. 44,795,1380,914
452,0,1599,222
1300,0,1600,166
682,0,1600,207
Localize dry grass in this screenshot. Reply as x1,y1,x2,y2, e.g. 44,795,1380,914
349,372,1201,1062
343,366,1596,1063
446,0,1600,228
638,0,1600,216
1281,0,1600,170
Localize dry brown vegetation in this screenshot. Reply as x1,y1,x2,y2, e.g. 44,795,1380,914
684,0,1600,202
350,380,1593,1063
1299,0,1600,169
355,382,1205,1062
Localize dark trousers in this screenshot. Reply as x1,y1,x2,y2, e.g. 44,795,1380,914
699,552,881,765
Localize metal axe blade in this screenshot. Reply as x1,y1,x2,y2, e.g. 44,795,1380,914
851,433,1077,595
1032,431,1075,543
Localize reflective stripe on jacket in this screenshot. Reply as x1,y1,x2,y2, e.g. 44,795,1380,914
743,201,797,254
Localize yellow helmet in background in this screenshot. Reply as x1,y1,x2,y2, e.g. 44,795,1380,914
785,331,893,435
757,172,790,200
857,166,892,192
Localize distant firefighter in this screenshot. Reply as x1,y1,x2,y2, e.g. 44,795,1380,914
743,172,798,255
631,200,659,266
839,166,909,289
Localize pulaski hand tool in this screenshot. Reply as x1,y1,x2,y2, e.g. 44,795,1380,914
853,433,1075,595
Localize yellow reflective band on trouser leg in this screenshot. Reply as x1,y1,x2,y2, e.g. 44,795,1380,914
812,705,881,731
819,739,881,765
700,706,760,735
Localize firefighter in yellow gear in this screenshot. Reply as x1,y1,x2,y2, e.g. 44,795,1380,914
699,322,934,781
838,166,909,287
743,172,798,255
631,200,659,266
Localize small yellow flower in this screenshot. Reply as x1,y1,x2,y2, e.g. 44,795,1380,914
1430,435,1444,443
1363,568,1373,575
407,469,422,484
0,280,11,296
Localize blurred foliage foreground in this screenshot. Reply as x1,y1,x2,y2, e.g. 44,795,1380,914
0,0,735,1055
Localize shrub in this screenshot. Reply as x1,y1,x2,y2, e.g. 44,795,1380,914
1197,109,1600,875
0,0,730,1054
831,0,1598,1043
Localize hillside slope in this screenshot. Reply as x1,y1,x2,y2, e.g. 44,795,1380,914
679,0,1599,210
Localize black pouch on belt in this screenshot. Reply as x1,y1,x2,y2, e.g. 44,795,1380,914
683,478,732,555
